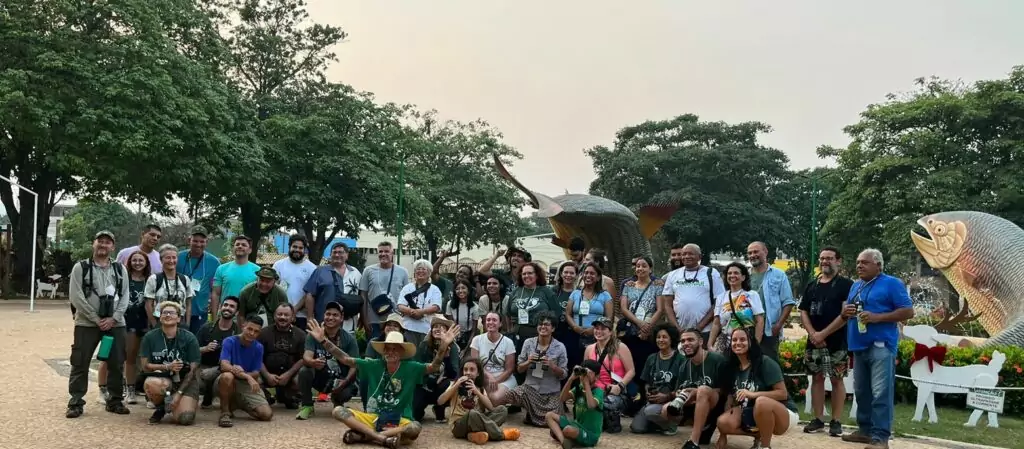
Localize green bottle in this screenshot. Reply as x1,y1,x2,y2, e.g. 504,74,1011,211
97,335,114,361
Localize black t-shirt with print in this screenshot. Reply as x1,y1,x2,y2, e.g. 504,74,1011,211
641,351,685,394
196,321,240,367
798,276,854,351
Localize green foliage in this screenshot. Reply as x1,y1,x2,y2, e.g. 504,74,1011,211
772,168,838,292
588,114,793,259
58,199,153,260
779,338,1024,415
821,67,1024,275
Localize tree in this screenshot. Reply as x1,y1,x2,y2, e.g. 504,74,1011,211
772,167,838,293
588,114,793,261
265,81,411,265
205,0,348,261
402,111,531,257
58,199,154,261
820,67,1024,276
0,0,251,292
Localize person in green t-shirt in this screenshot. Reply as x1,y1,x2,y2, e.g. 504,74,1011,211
546,359,605,448
630,324,684,434
306,318,461,449
138,301,202,426
236,267,289,329
716,327,800,449
663,328,728,449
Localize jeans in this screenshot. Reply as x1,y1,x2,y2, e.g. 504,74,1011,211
189,313,207,334
853,345,896,442
69,326,126,407
760,334,780,363
630,404,670,433
298,366,353,407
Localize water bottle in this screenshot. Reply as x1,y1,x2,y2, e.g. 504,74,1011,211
855,299,867,334
97,335,114,361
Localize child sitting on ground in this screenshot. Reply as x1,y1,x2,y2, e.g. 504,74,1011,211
439,358,521,445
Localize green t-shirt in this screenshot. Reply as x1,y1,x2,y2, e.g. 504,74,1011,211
678,350,727,389
734,355,798,412
572,385,605,435
355,358,428,420
238,283,289,320
640,351,686,394
749,271,766,300
505,286,559,334
140,328,201,372
305,330,360,379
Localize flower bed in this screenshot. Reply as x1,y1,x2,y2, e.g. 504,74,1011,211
779,339,1024,415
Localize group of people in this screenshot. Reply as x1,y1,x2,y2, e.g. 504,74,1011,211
65,225,914,449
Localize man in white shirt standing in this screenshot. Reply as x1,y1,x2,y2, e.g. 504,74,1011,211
660,243,725,345
274,234,317,330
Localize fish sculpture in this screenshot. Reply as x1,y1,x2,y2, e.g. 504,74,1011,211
492,154,678,299
910,211,1024,347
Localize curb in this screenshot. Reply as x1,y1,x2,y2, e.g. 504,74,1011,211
797,420,1007,449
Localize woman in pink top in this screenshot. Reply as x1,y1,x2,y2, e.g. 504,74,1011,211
583,316,635,433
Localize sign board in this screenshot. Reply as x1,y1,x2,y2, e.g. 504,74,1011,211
966,388,1005,414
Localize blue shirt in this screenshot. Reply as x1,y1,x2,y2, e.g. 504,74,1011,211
752,266,796,337
178,250,220,315
303,264,361,322
845,273,912,353
219,335,264,373
568,289,612,328
214,261,260,299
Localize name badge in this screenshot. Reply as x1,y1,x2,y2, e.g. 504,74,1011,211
635,305,647,321
190,278,202,293
518,307,530,325
578,300,591,316
532,364,544,378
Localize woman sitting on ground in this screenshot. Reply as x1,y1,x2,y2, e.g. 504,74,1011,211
470,312,518,404
715,327,799,449
500,311,568,426
439,358,521,445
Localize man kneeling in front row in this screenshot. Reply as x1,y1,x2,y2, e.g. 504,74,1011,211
212,315,274,427
306,318,460,448
140,301,202,425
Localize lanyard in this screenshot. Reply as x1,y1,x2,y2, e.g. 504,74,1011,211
184,253,205,279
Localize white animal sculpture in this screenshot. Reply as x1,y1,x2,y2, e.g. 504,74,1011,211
803,372,858,417
35,274,62,299
902,324,1005,428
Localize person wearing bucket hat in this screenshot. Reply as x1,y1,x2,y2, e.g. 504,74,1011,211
236,267,289,329
411,316,460,423
303,317,461,449
477,246,531,294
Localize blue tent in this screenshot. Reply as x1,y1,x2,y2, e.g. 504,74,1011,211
272,234,357,259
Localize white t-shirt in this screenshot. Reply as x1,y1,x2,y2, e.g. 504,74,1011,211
661,266,725,332
470,333,518,389
144,272,195,317
397,282,443,334
477,294,505,316
272,258,317,317
446,301,482,330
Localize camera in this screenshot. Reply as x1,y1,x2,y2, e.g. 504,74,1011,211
665,389,691,416
457,382,469,397
530,351,548,371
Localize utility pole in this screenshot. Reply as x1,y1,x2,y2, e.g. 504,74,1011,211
395,152,404,265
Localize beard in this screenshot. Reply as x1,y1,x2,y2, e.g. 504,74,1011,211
289,251,304,262
669,259,684,270
821,265,836,276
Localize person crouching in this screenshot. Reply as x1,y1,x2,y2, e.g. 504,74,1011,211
547,359,605,448
139,301,202,425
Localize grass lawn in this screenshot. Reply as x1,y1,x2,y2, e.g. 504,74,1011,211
799,401,1022,448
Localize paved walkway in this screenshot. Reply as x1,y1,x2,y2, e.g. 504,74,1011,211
0,302,949,449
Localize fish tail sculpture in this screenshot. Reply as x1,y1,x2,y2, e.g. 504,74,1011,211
493,154,678,314
911,211,1024,347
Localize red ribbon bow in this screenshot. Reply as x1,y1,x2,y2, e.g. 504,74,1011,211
912,343,947,372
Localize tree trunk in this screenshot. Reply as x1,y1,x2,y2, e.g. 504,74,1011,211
304,222,324,266
11,188,54,294
239,202,263,263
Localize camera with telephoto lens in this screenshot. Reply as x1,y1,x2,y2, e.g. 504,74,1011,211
665,389,691,416
530,350,549,371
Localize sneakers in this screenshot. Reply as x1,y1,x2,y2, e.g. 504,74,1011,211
842,431,872,444
149,407,166,424
295,406,315,420
146,400,156,409
503,428,520,441
105,401,130,415
125,386,138,405
662,425,678,436
99,386,110,404
804,418,825,433
682,440,700,449
65,406,83,419
468,432,489,445
829,420,843,437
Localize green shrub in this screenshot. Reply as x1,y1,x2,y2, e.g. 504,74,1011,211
779,339,1024,415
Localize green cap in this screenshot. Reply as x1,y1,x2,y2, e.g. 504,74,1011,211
256,266,279,280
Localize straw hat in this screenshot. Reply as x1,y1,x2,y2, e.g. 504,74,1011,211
430,315,455,330
383,313,404,330
370,331,417,359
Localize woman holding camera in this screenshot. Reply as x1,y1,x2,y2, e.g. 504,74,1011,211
715,327,799,449
582,317,635,433
708,262,764,353
630,323,684,434
439,358,521,444
413,316,462,423
500,312,568,426
397,259,444,348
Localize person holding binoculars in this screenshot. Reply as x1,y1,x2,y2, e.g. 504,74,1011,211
546,359,605,449
438,358,521,444
499,312,567,426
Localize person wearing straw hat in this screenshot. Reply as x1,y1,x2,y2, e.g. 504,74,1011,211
412,316,462,423
360,313,405,410
306,317,461,448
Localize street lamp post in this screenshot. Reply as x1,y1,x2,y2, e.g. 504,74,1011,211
809,176,819,284
0,174,39,313
395,154,404,265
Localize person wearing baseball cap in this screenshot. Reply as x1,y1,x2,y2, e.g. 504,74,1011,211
236,267,289,329
178,225,220,334
295,301,360,419
580,315,634,434
549,357,605,448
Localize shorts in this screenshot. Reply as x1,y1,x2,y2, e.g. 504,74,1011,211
125,307,149,336
785,409,799,434
349,409,413,430
804,347,849,378
199,367,268,412
559,416,599,447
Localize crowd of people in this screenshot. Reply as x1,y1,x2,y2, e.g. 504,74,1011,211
65,226,914,449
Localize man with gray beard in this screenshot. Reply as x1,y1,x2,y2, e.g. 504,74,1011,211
799,247,854,437
746,241,796,361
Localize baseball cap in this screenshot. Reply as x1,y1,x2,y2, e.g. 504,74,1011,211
325,301,344,314
256,266,279,280
190,225,208,237
592,316,613,329
94,230,115,242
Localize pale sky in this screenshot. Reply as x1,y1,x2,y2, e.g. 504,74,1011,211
314,0,1024,196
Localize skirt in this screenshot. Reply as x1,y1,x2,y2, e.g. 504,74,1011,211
504,384,563,426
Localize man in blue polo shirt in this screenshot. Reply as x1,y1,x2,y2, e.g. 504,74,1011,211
841,248,914,449
178,226,221,334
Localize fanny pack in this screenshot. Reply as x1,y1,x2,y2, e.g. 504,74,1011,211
375,410,403,432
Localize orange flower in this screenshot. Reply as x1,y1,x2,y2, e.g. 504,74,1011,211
1015,365,1022,374
980,356,991,363
782,351,793,359
799,388,807,396
784,361,792,369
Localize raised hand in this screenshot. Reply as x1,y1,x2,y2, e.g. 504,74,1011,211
307,319,325,342
442,325,462,345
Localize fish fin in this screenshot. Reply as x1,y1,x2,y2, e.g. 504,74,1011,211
534,192,564,218
551,236,570,249
493,153,540,209
638,203,679,240
955,264,979,288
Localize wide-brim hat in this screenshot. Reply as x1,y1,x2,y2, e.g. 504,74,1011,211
430,315,455,330
383,313,404,330
370,331,417,359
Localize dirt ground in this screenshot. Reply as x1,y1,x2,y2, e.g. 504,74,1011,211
0,301,957,449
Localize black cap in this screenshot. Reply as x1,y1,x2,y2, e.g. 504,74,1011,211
325,301,344,314
580,359,601,374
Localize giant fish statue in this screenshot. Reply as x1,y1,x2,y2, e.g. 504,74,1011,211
493,154,678,298
911,211,1024,347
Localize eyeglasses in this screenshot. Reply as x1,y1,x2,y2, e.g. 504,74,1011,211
160,310,179,317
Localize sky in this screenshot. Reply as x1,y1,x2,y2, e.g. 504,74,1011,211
5,0,1024,214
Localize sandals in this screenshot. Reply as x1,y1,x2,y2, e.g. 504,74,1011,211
218,413,233,428
381,436,399,449
343,430,365,445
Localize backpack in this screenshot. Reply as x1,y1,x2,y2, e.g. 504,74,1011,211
79,259,126,298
